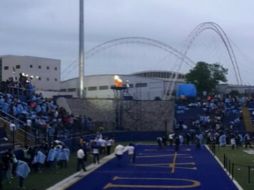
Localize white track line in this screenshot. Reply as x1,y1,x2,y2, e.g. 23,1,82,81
205,145,243,190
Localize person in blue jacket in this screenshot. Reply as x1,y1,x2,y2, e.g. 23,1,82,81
57,146,70,168
47,146,56,167
16,160,30,189
32,150,46,172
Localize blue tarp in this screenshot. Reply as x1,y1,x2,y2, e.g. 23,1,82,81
176,83,197,97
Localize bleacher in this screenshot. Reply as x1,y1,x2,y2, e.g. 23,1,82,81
0,122,12,153
175,103,204,130
243,98,254,132
0,77,91,154
174,95,248,145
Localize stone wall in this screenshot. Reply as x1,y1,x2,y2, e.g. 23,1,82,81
62,98,174,132
122,100,174,132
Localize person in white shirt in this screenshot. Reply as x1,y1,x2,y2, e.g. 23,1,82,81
125,143,136,163
114,144,125,161
26,118,32,127
168,133,175,146
76,147,86,171
230,135,236,150
9,122,16,131
98,138,106,155
91,141,100,164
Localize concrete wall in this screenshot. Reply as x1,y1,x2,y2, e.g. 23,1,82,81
122,100,174,132
63,98,174,132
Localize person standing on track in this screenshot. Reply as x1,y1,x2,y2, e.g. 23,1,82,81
76,146,86,172
114,144,125,166
174,134,180,152
125,143,136,163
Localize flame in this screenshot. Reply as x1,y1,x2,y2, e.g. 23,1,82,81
114,75,123,87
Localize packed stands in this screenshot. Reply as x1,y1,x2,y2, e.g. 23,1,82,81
174,94,251,146
0,76,93,150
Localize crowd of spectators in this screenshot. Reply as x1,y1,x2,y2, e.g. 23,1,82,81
0,131,116,189
0,75,94,147
0,74,35,101
173,94,253,149
0,75,92,188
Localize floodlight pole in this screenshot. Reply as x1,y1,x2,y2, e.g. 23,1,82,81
79,0,84,98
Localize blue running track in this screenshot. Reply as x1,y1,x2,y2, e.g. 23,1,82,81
67,145,238,190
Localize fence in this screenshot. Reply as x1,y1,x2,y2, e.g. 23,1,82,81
209,144,254,185
223,154,254,184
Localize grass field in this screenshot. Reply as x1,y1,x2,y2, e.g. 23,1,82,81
214,146,254,190
2,153,90,190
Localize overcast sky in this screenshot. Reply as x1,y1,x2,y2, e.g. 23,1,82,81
0,0,254,84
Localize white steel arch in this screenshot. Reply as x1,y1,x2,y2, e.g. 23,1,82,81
85,36,195,67
166,22,243,99
183,22,242,85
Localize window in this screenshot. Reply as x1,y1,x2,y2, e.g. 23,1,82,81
38,65,41,69
47,66,50,70
47,78,50,81
88,86,97,91
60,89,67,92
54,78,58,82
16,65,20,69
129,84,134,88
4,66,9,70
99,85,108,90
135,83,147,88
30,65,33,68
38,77,41,80
54,67,57,71
68,88,76,92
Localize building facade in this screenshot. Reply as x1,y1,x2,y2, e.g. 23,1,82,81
0,55,60,91
60,71,185,100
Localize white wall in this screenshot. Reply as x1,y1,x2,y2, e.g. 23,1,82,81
60,75,168,100
1,55,60,90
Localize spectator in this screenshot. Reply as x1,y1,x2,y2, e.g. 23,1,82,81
114,144,125,166
32,150,46,172
91,141,100,164
156,137,163,148
16,160,30,189
76,147,86,172
106,137,114,155
2,148,14,183
125,143,136,163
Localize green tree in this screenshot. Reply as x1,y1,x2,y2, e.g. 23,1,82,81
185,62,228,93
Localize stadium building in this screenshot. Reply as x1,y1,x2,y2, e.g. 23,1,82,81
0,55,187,99
60,71,186,100
0,55,61,91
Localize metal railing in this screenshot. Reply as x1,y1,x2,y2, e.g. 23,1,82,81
210,144,254,185
0,111,36,147
0,110,26,127
223,154,254,184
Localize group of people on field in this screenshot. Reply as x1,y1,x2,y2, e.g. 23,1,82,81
0,140,70,189
76,134,136,172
